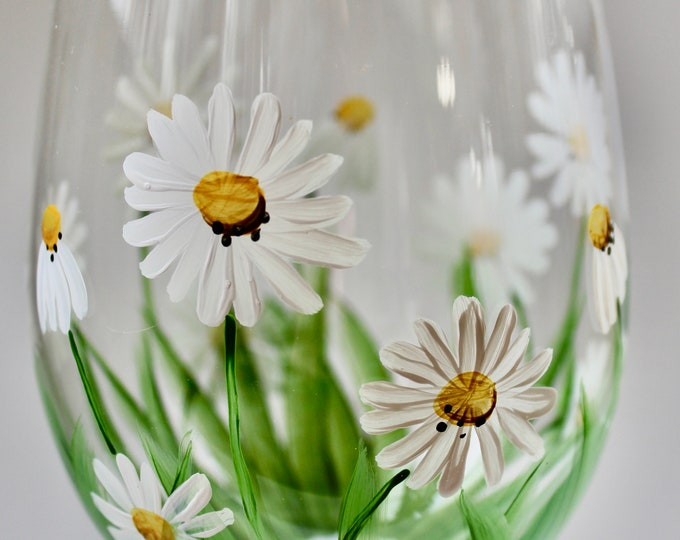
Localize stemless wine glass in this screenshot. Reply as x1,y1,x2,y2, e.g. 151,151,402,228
32,1,628,538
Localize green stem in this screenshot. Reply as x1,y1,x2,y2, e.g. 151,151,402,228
68,331,123,455
224,315,263,540
342,470,410,540
540,218,587,387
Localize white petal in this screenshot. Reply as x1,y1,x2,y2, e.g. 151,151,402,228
457,306,484,373
477,423,504,486
266,196,352,229
480,304,516,375
231,241,261,327
379,341,450,386
412,319,459,379
116,454,144,509
167,219,212,302
487,328,530,383
93,459,133,512
261,154,343,200
247,243,322,314
436,428,472,497
590,248,616,333
407,427,456,490
260,230,369,268
169,94,212,172
123,207,196,247
450,296,483,357
162,473,212,524
179,508,235,537
139,219,197,278
235,93,281,175
359,381,437,408
58,243,87,320
36,246,48,333
496,408,544,459
124,186,194,211
123,152,197,191
375,415,440,469
139,462,163,513
91,494,133,529
360,406,433,435
52,252,71,334
196,239,233,327
208,83,235,171
500,387,557,419
255,120,312,181
496,348,553,393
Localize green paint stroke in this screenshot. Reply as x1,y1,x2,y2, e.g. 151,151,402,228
224,315,264,540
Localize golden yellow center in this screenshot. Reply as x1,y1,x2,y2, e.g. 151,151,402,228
469,228,501,257
335,95,375,132
588,204,613,251
434,371,497,427
568,125,590,160
193,171,268,245
131,508,175,540
41,204,61,252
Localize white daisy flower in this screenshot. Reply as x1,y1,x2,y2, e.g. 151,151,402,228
36,182,88,334
122,83,369,327
360,296,556,497
306,95,378,192
587,204,627,334
92,453,234,540
104,33,217,160
526,49,612,216
427,154,557,309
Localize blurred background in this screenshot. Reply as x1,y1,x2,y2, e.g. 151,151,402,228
1,0,677,537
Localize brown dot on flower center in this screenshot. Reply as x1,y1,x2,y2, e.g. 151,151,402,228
193,171,269,246
434,371,497,427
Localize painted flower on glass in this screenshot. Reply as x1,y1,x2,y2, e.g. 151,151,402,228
122,83,369,327
360,296,556,496
526,49,611,216
426,155,557,310
36,182,88,334
92,453,234,540
306,95,378,192
587,204,627,333
104,33,217,160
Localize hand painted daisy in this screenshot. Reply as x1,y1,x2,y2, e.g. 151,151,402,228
360,296,556,496
104,33,217,160
122,83,369,327
526,49,611,216
426,155,557,309
36,182,88,334
587,204,627,333
92,453,234,540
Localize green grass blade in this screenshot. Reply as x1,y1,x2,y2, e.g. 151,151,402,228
68,330,123,455
225,315,264,540
459,489,511,540
338,441,376,538
342,469,410,540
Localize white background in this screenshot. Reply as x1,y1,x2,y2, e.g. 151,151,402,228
1,1,677,538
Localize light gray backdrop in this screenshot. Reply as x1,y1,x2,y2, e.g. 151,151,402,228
0,0,677,538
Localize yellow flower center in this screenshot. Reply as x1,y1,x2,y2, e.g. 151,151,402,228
588,204,614,252
41,205,62,253
152,101,173,119
568,125,590,160
469,228,501,257
434,371,497,428
193,171,269,246
131,508,175,540
335,95,374,132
